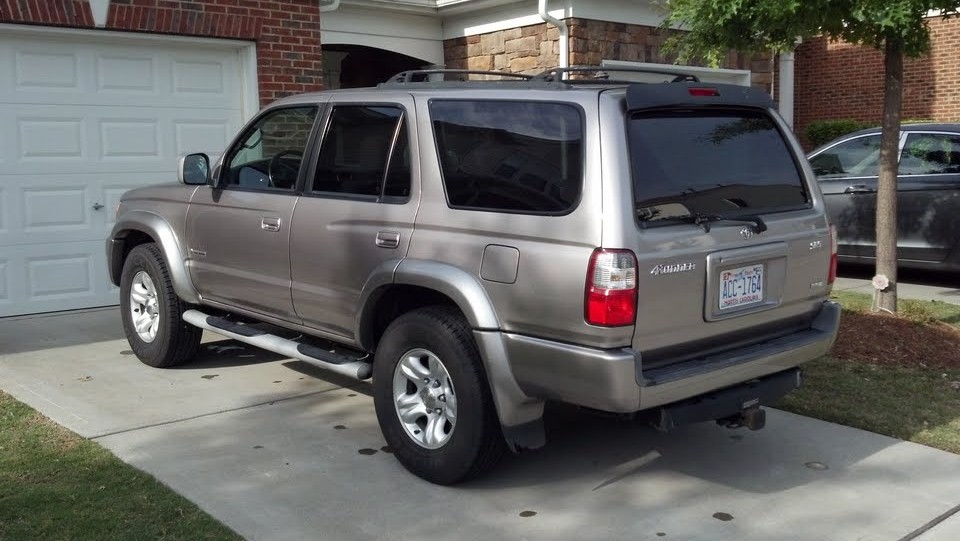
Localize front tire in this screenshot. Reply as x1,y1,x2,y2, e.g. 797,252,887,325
373,306,505,485
120,243,201,368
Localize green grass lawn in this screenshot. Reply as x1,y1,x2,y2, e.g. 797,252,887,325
0,392,241,541
777,291,960,454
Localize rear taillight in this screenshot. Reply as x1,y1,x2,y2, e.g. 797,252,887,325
828,224,838,284
585,249,637,327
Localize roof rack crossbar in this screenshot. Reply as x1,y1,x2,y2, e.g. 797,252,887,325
384,69,534,85
531,66,700,83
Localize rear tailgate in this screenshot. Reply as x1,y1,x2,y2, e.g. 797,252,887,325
600,83,833,369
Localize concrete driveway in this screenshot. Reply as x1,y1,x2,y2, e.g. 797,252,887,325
1,308,959,541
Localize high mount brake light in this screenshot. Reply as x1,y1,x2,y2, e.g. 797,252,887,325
688,87,720,97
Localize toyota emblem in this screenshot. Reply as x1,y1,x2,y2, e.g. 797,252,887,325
740,227,754,240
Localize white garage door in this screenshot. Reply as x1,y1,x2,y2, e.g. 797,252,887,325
0,30,249,317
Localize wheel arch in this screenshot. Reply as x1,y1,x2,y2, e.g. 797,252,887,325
355,259,501,352
109,211,201,304
355,260,544,451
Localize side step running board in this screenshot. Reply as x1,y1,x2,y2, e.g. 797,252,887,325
182,310,372,380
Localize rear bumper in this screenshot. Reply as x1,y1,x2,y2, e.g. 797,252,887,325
505,300,840,413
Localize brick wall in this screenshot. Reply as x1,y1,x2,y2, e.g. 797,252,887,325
444,18,774,90
794,16,960,145
0,0,324,105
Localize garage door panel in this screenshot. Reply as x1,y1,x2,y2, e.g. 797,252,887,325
23,187,90,233
0,241,115,316
8,106,237,175
0,259,8,304
0,174,183,247
97,54,157,94
27,253,95,300
15,48,82,91
18,116,86,161
1,31,247,316
0,176,94,246
174,119,233,160
100,119,161,160
172,58,226,95
0,187,7,234
2,38,241,110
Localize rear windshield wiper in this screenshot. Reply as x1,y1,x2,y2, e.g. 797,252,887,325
675,213,768,234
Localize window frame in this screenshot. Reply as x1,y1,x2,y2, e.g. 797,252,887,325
215,104,323,194
809,132,887,181
301,102,414,205
899,130,960,177
427,98,587,216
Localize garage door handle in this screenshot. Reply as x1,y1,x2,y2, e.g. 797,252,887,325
844,185,875,194
261,217,281,232
92,202,104,211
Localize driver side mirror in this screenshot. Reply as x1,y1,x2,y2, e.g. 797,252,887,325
178,153,210,185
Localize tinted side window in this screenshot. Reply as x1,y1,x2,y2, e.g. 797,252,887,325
224,106,318,190
900,133,960,175
312,106,409,198
810,135,881,179
430,100,583,213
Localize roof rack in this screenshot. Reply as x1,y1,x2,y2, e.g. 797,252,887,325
378,65,701,89
532,66,700,84
382,69,534,85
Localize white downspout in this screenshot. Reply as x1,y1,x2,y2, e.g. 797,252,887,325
538,0,569,69
319,0,340,12
778,38,801,129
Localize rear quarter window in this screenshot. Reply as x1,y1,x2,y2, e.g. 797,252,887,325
429,100,583,214
630,109,810,224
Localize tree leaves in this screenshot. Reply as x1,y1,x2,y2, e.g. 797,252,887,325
662,0,960,62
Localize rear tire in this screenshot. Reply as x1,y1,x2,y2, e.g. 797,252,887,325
373,306,505,485
120,243,202,368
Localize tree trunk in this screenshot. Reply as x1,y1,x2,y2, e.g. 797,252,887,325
875,35,903,313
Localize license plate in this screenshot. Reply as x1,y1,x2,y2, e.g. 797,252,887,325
719,264,764,310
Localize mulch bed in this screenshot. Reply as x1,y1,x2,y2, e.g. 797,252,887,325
832,311,960,370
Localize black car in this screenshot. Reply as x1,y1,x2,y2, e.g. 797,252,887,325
808,124,960,271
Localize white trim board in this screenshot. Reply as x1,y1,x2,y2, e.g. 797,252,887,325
602,60,752,87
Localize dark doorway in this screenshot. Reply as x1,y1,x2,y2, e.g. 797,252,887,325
323,45,431,89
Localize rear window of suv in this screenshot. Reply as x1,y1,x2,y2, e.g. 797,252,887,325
430,100,583,214
629,109,809,225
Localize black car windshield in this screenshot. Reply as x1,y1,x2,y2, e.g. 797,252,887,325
629,109,809,225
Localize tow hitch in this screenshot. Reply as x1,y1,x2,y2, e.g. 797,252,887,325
651,368,799,432
716,405,767,431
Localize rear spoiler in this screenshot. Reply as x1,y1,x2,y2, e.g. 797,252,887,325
626,82,776,111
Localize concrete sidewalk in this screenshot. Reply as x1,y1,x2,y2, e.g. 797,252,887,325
2,308,959,540
833,268,960,305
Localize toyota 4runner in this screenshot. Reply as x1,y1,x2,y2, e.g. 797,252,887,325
107,67,841,485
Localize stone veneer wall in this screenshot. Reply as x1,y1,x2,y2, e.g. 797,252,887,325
444,18,774,91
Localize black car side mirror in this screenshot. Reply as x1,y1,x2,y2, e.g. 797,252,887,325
178,153,210,185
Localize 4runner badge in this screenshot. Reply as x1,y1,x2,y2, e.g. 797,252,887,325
650,262,697,275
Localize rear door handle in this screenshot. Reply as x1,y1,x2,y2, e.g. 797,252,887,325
261,217,281,232
376,231,400,248
844,185,876,194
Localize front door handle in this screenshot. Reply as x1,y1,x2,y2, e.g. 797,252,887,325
261,217,281,232
376,231,400,248
844,185,876,194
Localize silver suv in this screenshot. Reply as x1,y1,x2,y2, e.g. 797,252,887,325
107,67,841,485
